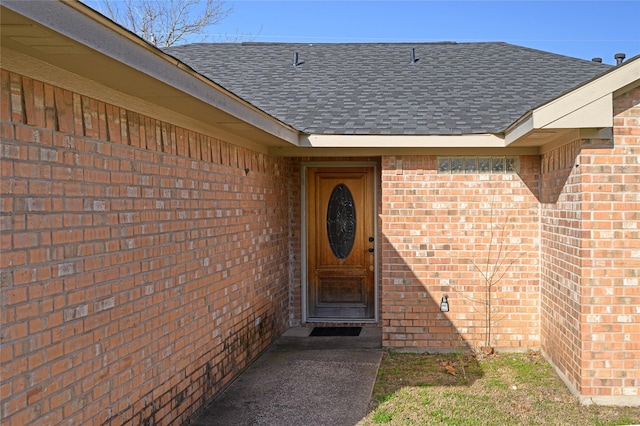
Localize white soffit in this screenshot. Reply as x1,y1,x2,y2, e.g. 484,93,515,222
506,56,640,146
300,133,506,148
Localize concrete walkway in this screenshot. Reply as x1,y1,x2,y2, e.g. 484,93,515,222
191,327,383,426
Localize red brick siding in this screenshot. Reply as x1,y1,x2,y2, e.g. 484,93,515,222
0,70,292,425
287,161,302,325
540,139,584,393
540,87,640,402
380,155,541,351
580,88,640,399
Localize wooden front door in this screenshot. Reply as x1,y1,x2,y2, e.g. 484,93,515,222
306,167,376,320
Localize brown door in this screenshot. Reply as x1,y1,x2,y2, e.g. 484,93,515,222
307,167,375,320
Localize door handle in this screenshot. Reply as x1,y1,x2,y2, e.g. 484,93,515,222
368,247,374,253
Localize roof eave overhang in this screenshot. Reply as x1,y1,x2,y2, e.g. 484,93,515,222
272,133,545,157
4,1,638,155
301,133,505,148
505,55,640,148
1,0,299,148
282,57,638,156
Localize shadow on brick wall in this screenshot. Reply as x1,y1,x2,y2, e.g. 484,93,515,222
539,139,613,204
381,236,477,354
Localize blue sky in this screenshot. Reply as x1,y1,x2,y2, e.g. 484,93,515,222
207,0,640,65
83,0,640,65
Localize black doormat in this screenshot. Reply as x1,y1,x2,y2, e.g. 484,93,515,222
309,327,362,337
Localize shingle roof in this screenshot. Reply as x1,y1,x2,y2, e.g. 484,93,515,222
163,42,611,135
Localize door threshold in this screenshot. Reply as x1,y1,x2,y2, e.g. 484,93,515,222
305,318,377,324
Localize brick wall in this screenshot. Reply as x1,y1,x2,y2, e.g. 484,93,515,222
540,139,584,394
380,155,541,351
580,88,640,401
0,70,292,425
287,161,302,325
540,87,640,404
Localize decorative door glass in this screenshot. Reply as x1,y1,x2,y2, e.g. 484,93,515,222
326,184,356,259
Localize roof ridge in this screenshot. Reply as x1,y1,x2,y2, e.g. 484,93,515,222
238,41,463,46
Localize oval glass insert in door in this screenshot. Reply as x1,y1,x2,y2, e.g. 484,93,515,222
326,184,356,259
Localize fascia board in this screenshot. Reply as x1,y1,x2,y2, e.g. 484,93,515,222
270,146,539,157
540,94,612,129
300,134,506,148
530,58,640,129
505,58,639,146
504,115,535,145
2,0,299,146
504,96,611,145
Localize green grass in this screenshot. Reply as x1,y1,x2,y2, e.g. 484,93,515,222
372,409,393,423
358,351,640,426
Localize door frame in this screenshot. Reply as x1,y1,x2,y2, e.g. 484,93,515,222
301,161,379,323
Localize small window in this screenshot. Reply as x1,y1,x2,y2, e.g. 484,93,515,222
438,157,450,173
492,157,504,173
437,156,519,174
478,157,491,173
505,157,518,172
451,158,463,173
464,157,477,173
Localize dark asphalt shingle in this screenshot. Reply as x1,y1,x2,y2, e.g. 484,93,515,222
163,42,611,135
